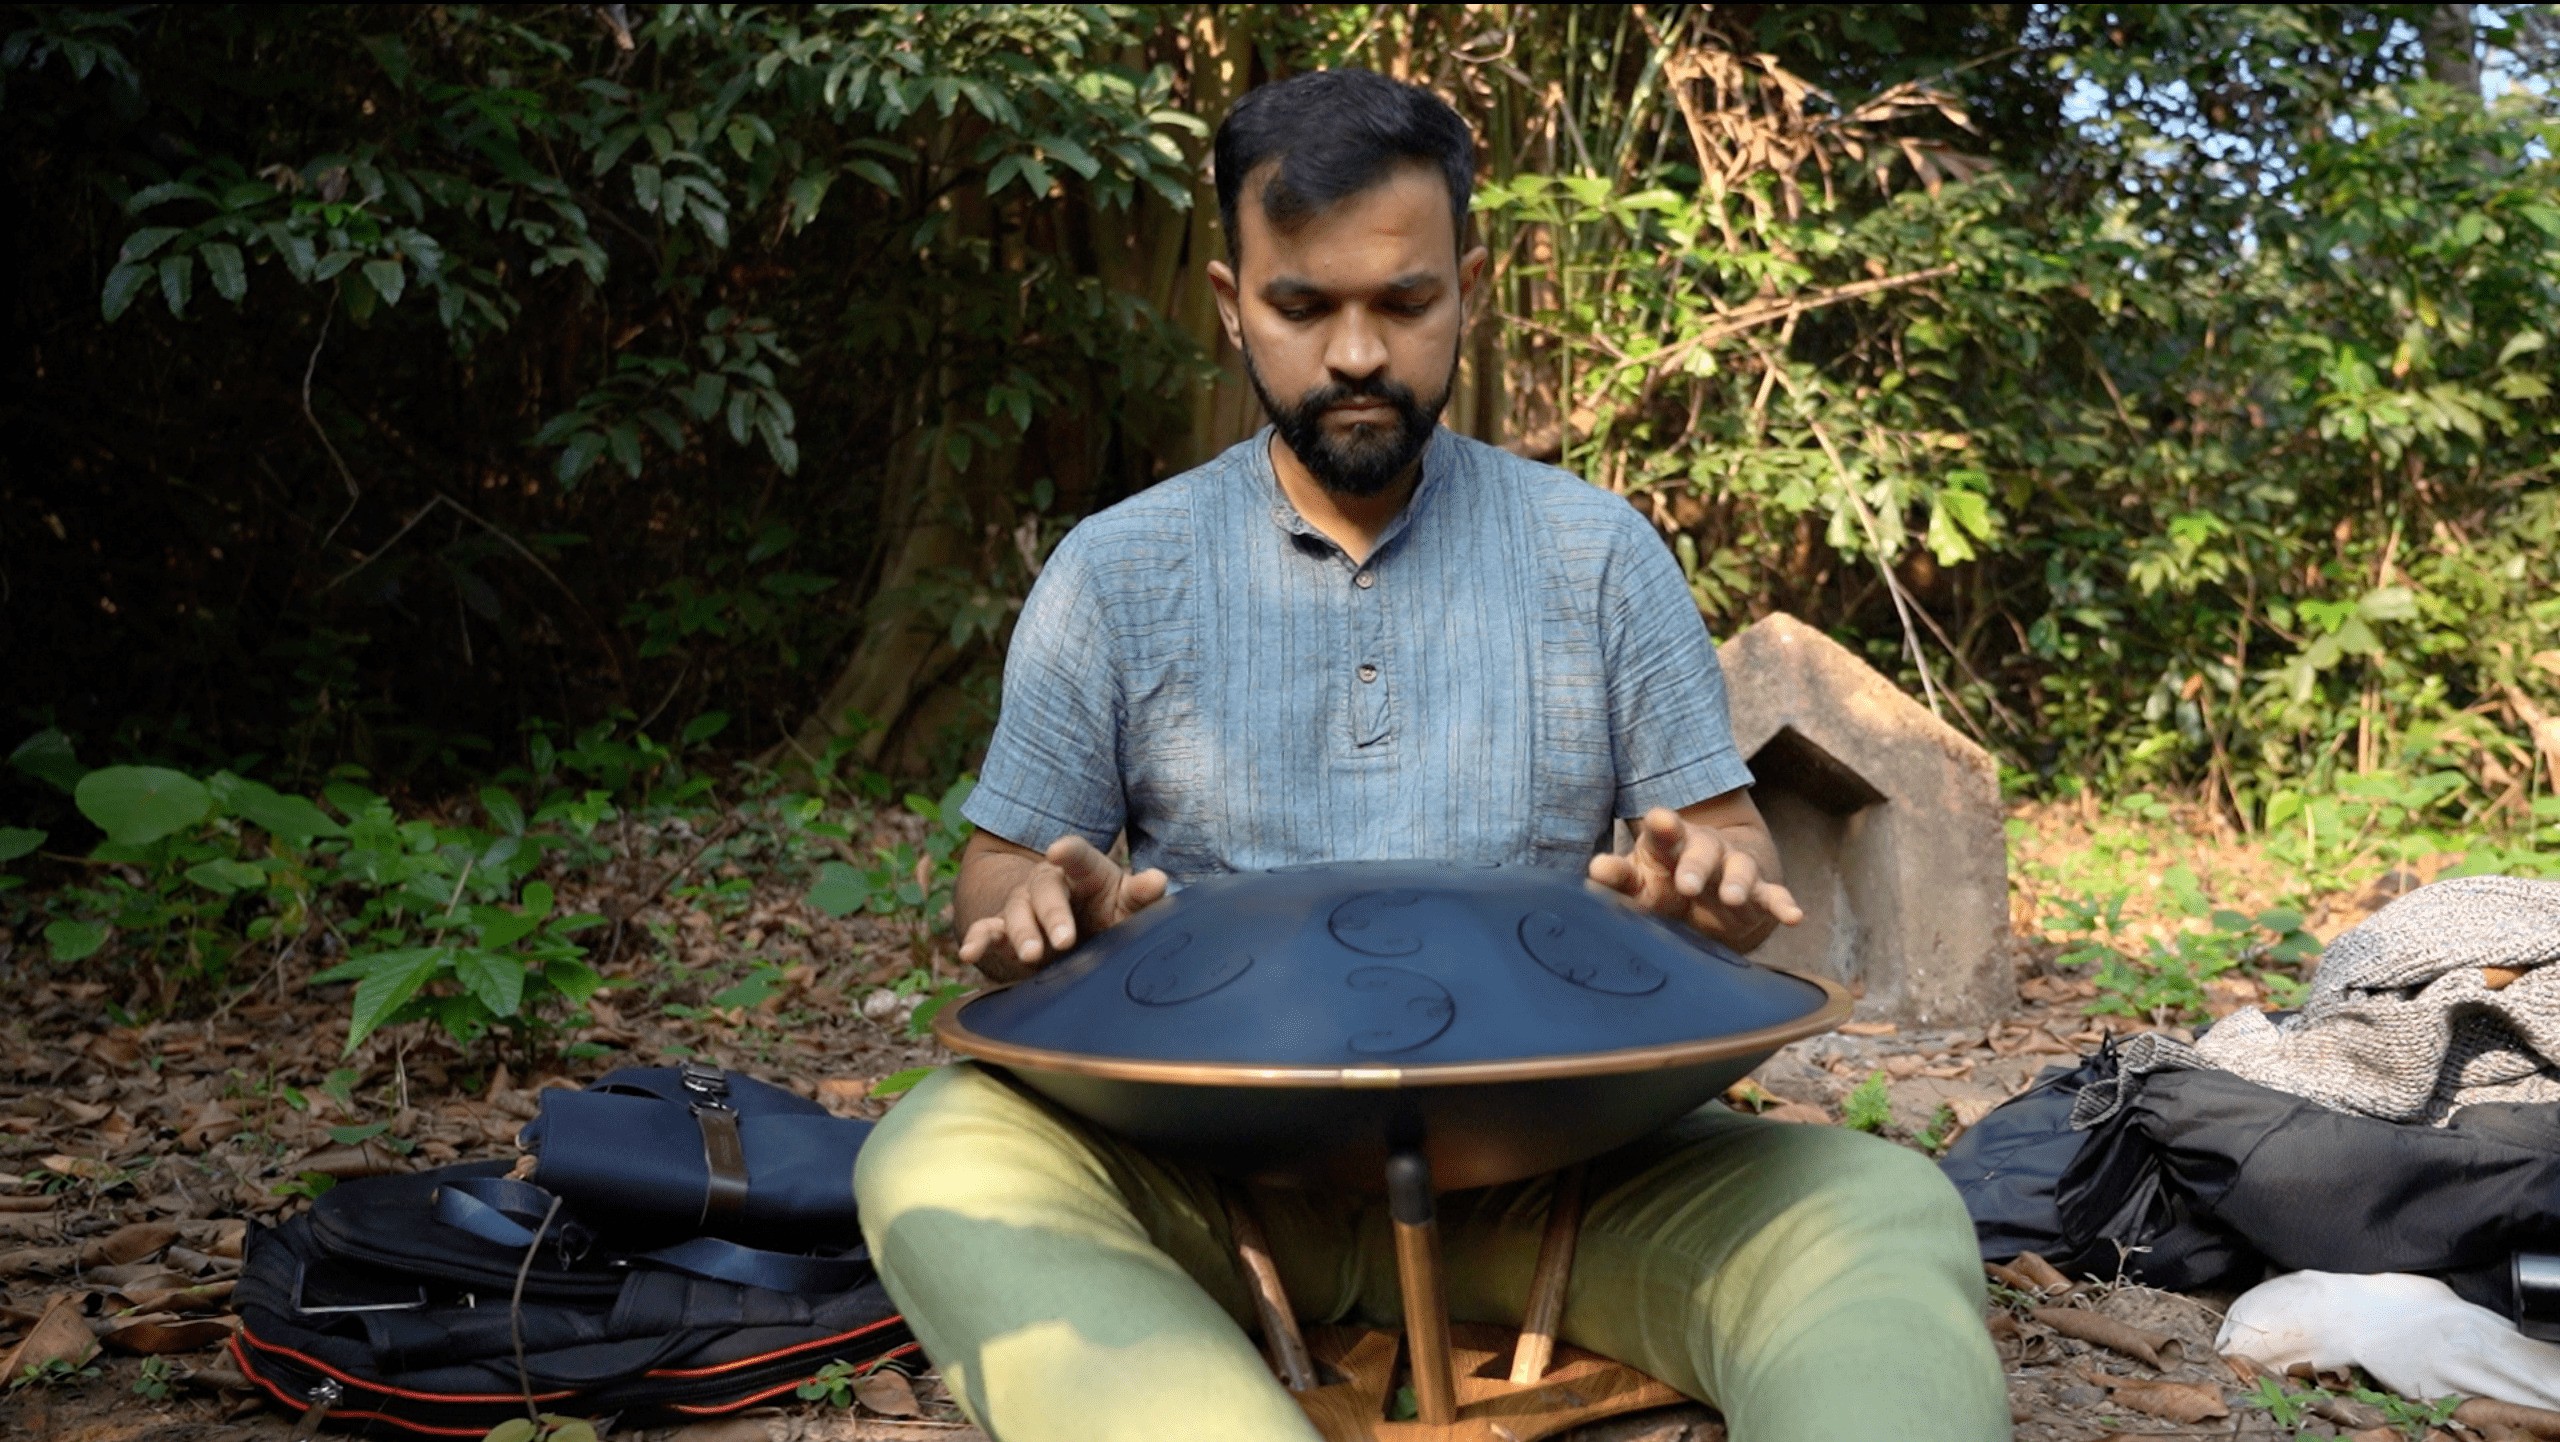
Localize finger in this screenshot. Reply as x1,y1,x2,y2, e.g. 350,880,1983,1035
1047,835,1116,898
1714,848,1760,909
1001,885,1047,965
1755,880,1806,927
957,915,1006,966
1120,867,1170,916
1587,853,1640,894
1637,808,1686,872
1676,826,1729,899
1027,865,1079,952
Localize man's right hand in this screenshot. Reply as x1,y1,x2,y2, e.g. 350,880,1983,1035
955,833,1169,980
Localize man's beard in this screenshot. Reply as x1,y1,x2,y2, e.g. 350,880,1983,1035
1243,346,1454,498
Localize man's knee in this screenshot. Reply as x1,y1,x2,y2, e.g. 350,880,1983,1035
855,1063,1103,1237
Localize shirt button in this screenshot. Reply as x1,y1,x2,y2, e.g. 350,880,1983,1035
1358,663,1379,683
1354,570,1375,589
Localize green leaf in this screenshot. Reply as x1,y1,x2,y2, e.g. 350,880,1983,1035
360,258,405,306
200,242,247,303
869,1067,932,1099
75,766,212,846
331,947,449,1049
185,858,268,895
807,860,866,917
476,911,539,950
542,956,602,1007
157,252,194,316
212,775,343,841
100,263,153,323
482,1420,540,1442
680,711,729,745
0,827,44,863
452,949,525,1018
479,787,525,835
8,729,83,793
45,920,107,963
520,880,555,920
326,1121,389,1146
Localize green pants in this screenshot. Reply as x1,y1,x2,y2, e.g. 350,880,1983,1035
854,1063,2007,1442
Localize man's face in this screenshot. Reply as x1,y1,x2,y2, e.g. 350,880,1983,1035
1209,163,1489,496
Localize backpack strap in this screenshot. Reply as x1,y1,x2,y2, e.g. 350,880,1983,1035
431,1176,872,1294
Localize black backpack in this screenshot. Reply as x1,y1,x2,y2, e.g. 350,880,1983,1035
233,1064,914,1436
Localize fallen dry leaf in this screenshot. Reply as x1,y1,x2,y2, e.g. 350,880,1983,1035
2009,1252,2074,1294
99,1312,238,1355
857,1368,924,1417
1838,1021,1899,1037
0,1292,100,1378
39,1154,116,1181
0,1195,56,1215
119,1279,236,1315
2078,1367,2227,1424
815,1077,873,1116
83,1221,178,1267
2455,1398,2560,1439
178,1218,247,1259
2032,1305,2180,1370
298,1141,410,1179
1761,1102,1832,1125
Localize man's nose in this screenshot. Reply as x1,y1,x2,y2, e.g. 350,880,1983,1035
1324,307,1390,382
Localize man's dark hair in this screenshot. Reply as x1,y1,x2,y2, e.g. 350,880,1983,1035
1214,68,1474,260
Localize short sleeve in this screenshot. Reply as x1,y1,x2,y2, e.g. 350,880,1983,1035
1599,516,1754,817
961,536,1126,851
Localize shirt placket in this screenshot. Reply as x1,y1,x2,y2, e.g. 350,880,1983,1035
1349,554,1391,748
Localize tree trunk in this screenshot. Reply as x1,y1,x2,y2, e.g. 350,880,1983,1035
2423,4,2482,97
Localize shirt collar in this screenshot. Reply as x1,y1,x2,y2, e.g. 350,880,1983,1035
1253,424,1458,563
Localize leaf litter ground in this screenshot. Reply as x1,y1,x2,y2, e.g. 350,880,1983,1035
0,802,2508,1440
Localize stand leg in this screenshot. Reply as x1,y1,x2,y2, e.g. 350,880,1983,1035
1223,1186,1318,1392
1507,1163,1585,1384
1385,1148,1456,1427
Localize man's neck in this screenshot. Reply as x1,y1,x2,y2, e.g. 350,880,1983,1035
1267,431,1425,566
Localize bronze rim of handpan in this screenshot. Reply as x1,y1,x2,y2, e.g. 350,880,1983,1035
935,970,1853,1089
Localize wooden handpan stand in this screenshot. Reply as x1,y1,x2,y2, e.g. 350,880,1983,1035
1226,1158,1681,1442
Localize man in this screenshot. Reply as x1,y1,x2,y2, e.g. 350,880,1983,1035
855,69,2006,1442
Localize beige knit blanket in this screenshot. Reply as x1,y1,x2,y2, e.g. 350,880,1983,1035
2188,875,2560,1123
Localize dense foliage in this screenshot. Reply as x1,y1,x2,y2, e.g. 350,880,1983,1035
5,5,2559,1025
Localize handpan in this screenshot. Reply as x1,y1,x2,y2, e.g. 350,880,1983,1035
936,860,1849,1191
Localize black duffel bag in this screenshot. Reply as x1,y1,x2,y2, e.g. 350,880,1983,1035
233,1065,911,1436
518,1060,873,1250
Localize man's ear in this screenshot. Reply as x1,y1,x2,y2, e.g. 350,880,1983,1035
1206,257,1246,352
1457,244,1490,316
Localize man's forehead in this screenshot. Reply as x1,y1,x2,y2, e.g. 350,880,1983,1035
1233,161,1459,285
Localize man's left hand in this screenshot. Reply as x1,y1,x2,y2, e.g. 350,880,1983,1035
1587,805,1805,951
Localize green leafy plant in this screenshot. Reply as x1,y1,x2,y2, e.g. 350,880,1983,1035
10,1357,101,1391
797,1359,861,1409
807,775,976,924
1842,1072,1892,1134
130,1356,178,1401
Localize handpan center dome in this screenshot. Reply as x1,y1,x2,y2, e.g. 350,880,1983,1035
938,861,1849,1189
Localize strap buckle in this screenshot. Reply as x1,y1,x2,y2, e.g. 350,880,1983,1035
679,1059,734,1112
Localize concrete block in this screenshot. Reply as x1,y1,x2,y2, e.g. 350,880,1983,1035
1718,613,2012,1026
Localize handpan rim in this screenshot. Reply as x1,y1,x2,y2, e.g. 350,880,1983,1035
935,969,1851,1088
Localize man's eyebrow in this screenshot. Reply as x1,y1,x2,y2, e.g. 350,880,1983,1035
1259,272,1445,300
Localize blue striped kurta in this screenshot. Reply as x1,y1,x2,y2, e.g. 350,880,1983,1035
962,426,1751,880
